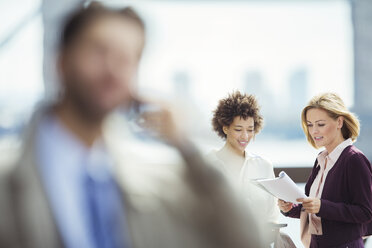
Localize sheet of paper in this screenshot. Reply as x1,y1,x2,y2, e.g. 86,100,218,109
255,171,307,203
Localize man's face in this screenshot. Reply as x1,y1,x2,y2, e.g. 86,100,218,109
59,16,144,120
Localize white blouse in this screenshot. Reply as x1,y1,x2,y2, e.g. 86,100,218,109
207,150,280,223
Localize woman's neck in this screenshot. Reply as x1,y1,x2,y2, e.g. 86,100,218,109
225,142,245,157
217,143,245,165
325,135,346,154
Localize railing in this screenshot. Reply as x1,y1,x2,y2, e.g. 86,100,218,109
274,167,312,183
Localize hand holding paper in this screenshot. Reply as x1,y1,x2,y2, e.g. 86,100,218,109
254,171,306,203
297,197,321,213
278,199,294,213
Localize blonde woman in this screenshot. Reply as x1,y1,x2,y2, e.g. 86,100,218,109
278,93,372,248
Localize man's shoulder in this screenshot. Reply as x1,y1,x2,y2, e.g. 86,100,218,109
0,137,22,177
0,137,24,247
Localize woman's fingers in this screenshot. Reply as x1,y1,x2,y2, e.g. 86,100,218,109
278,200,292,206
299,197,321,214
277,199,293,212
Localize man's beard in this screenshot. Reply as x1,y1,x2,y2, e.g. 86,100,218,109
62,78,111,123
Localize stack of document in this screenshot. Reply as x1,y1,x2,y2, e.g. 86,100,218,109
253,171,307,203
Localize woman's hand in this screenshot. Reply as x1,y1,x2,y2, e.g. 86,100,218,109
277,199,293,213
297,197,321,214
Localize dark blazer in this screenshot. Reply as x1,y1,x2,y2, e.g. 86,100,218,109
284,145,372,247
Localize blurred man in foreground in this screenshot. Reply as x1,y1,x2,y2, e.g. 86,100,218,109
0,3,264,248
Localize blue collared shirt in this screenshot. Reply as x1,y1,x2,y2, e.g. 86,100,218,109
36,114,122,248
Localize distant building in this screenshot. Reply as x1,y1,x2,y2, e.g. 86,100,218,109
242,70,278,134
288,67,308,116
286,67,309,138
244,70,265,96
172,70,191,99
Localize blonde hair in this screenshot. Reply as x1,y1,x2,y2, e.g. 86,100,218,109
301,92,360,149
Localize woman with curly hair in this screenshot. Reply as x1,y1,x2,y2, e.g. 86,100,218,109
209,91,280,224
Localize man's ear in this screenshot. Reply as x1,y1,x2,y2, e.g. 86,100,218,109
337,116,344,129
55,52,68,99
57,52,66,78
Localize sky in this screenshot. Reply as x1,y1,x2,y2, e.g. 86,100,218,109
0,0,353,103
0,0,353,135
134,1,353,110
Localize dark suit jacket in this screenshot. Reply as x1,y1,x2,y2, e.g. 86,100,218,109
284,145,372,247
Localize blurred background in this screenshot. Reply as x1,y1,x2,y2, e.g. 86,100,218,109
0,0,371,246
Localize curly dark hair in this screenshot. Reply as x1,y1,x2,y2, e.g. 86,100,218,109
212,91,264,139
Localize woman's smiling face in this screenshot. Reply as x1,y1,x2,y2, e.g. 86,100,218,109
223,116,255,155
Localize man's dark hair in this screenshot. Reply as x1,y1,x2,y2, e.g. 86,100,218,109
59,1,145,50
